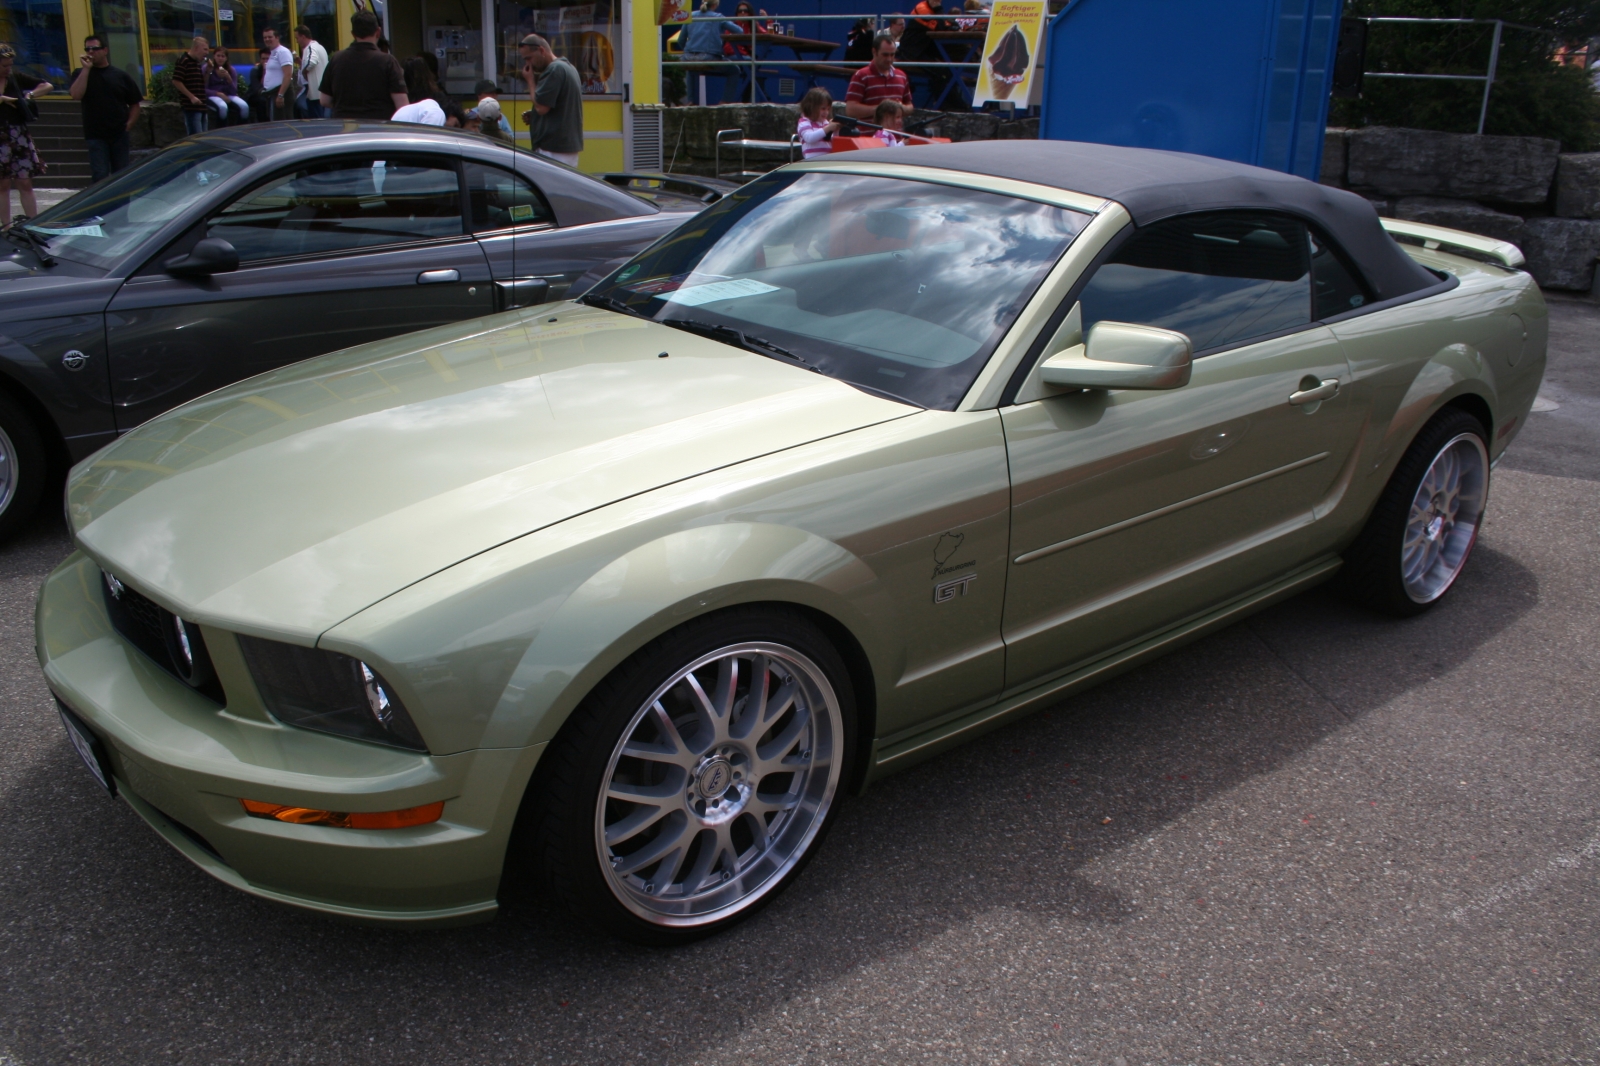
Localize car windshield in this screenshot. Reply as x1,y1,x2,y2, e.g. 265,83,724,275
24,144,249,269
587,171,1090,409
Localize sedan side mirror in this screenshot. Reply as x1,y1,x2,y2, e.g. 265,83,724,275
1039,320,1193,391
164,237,240,279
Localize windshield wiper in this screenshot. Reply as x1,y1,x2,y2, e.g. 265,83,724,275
661,318,819,372
6,220,53,266
579,291,645,319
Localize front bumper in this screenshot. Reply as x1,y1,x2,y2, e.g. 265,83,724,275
37,551,543,927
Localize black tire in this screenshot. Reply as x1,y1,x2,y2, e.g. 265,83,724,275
1338,407,1490,617
0,390,48,544
521,607,856,946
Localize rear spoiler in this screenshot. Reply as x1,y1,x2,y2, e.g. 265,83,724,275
598,172,736,205
1381,217,1525,270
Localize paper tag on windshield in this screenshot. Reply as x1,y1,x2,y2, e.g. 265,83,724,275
668,278,779,307
36,225,104,238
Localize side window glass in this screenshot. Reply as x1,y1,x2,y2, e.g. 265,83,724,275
464,161,555,232
1311,229,1370,319
208,158,463,263
1079,211,1312,353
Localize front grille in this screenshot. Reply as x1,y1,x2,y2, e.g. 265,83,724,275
101,571,226,705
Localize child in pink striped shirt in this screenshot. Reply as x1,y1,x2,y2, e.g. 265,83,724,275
796,88,840,159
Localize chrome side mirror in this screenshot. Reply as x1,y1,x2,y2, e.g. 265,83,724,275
1040,320,1193,391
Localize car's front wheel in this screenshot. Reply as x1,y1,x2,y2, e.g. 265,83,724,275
1339,407,1490,617
0,391,48,544
526,608,854,944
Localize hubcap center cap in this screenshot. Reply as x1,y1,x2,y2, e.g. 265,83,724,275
1426,514,1445,541
691,749,751,824
696,758,733,798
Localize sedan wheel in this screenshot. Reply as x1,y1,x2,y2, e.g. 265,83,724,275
1339,408,1490,617
524,610,853,944
0,391,48,544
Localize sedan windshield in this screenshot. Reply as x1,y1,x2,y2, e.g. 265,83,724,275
24,144,249,269
587,171,1089,409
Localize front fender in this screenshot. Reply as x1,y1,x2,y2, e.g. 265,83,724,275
324,520,884,756
484,521,881,749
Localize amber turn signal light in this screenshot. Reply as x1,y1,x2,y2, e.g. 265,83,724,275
240,798,445,830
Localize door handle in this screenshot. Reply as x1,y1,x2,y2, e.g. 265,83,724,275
417,269,460,285
494,277,552,311
1289,378,1340,406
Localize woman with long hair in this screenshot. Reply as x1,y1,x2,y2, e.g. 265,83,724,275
0,44,52,227
205,46,250,125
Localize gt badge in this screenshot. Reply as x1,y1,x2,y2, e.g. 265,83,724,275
934,574,976,603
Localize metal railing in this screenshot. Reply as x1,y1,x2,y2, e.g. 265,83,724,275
667,12,989,107
1360,17,1546,136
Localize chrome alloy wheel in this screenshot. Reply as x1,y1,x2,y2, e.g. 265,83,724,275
1401,431,1489,604
595,642,843,927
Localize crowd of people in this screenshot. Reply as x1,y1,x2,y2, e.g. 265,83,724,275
0,7,586,199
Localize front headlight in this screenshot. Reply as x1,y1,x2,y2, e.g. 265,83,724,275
237,636,428,752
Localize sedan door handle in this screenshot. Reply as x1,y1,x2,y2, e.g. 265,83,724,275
417,269,460,285
1289,378,1340,406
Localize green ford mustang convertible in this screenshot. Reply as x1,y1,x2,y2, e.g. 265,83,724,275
37,142,1546,943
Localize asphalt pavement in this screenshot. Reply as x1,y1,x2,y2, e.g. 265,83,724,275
1,298,1596,1066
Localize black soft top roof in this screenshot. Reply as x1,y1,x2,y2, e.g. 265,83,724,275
835,140,1439,301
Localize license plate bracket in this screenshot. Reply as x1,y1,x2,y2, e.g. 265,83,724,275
57,700,116,797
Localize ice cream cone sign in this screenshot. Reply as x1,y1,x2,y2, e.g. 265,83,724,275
657,0,692,24
974,0,1047,105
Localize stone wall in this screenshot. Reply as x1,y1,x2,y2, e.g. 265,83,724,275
1323,126,1600,294
130,101,188,150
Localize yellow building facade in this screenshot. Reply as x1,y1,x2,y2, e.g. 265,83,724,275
33,0,659,172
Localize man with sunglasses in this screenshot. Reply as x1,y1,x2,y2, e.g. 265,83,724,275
69,36,143,182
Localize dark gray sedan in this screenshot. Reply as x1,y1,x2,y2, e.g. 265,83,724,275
0,122,709,540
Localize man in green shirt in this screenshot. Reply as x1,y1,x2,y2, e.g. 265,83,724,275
519,34,583,167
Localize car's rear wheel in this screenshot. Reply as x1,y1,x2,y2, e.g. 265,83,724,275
1339,408,1490,617
0,391,48,544
527,608,853,945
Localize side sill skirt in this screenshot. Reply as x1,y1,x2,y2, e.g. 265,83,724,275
865,555,1343,783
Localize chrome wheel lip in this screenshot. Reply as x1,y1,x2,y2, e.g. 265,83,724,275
1402,431,1489,604
0,422,17,517
594,641,843,928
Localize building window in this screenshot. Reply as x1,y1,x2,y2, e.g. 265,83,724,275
217,0,291,57
1,0,69,81
499,0,620,97
144,0,217,77
89,0,142,84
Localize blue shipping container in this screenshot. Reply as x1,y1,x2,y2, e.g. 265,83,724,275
1041,0,1344,180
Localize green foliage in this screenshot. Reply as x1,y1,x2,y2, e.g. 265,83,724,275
145,64,179,105
1329,0,1600,150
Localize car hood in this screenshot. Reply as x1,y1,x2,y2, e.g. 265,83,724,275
68,304,916,641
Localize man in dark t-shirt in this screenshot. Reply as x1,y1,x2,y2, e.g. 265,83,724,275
172,36,211,137
69,36,144,182
518,35,583,165
319,9,408,121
